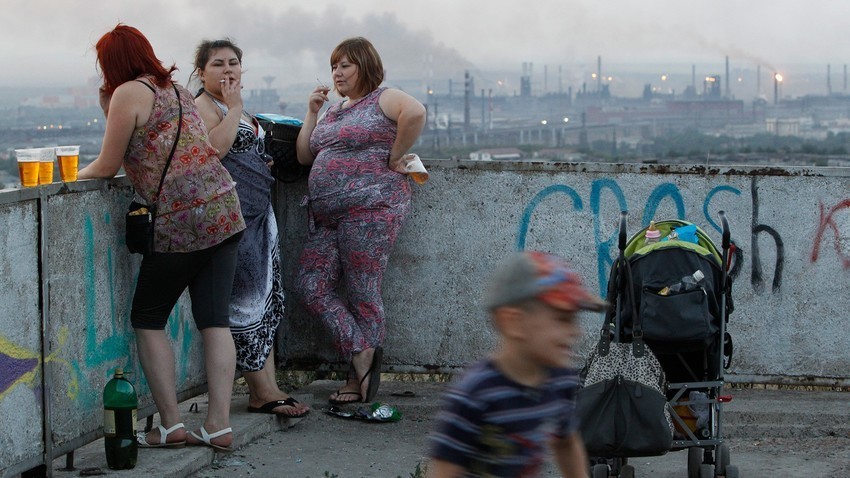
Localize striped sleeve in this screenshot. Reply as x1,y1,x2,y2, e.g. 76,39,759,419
428,379,485,469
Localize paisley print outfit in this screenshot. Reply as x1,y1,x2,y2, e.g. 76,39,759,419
123,83,244,252
207,94,286,372
295,87,411,357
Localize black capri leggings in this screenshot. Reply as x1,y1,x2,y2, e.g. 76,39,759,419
130,231,243,330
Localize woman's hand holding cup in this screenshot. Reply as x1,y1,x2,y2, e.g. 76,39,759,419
391,153,428,184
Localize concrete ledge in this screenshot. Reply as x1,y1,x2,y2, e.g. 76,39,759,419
51,393,311,478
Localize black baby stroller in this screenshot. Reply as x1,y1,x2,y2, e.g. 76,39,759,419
578,211,737,478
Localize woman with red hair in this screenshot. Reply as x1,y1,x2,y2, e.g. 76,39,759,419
79,24,245,452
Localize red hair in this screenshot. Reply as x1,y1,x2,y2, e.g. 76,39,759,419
96,24,177,95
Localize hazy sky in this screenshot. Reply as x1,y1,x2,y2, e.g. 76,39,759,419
2,0,847,95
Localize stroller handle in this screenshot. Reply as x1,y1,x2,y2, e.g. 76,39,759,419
719,210,730,249
618,211,628,251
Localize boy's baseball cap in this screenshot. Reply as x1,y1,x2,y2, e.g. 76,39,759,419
484,251,608,312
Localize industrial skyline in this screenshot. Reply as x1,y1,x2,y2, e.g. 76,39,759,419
2,0,848,99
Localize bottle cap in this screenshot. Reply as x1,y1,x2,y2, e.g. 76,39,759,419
693,270,705,282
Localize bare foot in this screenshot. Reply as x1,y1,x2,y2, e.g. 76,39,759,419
328,378,362,404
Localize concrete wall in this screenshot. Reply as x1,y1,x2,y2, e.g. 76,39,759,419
0,181,207,477
1,161,849,474
0,198,42,475
278,160,850,387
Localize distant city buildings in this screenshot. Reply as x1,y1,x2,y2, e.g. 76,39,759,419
4,60,850,176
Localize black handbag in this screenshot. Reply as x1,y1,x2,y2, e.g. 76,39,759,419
257,116,310,183
125,83,183,255
576,340,674,457
576,258,673,457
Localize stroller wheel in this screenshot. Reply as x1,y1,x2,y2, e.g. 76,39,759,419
724,464,740,478
716,442,731,475
592,463,609,478
699,463,714,478
619,464,635,478
688,447,703,478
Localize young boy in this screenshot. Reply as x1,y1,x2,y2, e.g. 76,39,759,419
427,251,607,478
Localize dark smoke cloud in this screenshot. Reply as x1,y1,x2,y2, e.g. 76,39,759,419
162,5,475,86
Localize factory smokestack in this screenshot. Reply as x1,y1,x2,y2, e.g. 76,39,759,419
827,64,832,95
558,65,563,94
597,56,602,93
757,64,761,98
725,56,730,98
774,72,782,105
692,64,696,91
464,70,470,131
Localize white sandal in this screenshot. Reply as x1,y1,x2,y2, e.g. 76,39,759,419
136,422,186,448
187,426,233,452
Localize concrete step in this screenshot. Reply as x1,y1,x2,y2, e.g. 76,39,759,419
51,393,310,478
723,410,849,428
724,422,850,439
703,387,850,439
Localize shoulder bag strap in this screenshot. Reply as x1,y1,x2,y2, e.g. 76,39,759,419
150,83,183,218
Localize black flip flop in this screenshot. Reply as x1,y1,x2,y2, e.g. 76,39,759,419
248,397,310,418
360,346,383,403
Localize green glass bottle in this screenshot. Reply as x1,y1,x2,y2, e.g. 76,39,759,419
103,368,138,470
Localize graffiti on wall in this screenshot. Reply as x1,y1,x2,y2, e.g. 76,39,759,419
0,335,39,401
749,178,785,293
0,327,79,403
513,177,839,296
811,199,850,269
66,212,195,409
0,207,198,413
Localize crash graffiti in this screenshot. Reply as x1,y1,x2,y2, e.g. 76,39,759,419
515,178,796,296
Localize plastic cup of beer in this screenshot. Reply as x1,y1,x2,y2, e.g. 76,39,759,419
36,147,56,185
397,153,429,184
56,145,80,182
14,149,40,187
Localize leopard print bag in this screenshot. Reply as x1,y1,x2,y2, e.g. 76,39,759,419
577,339,675,456
582,341,667,394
